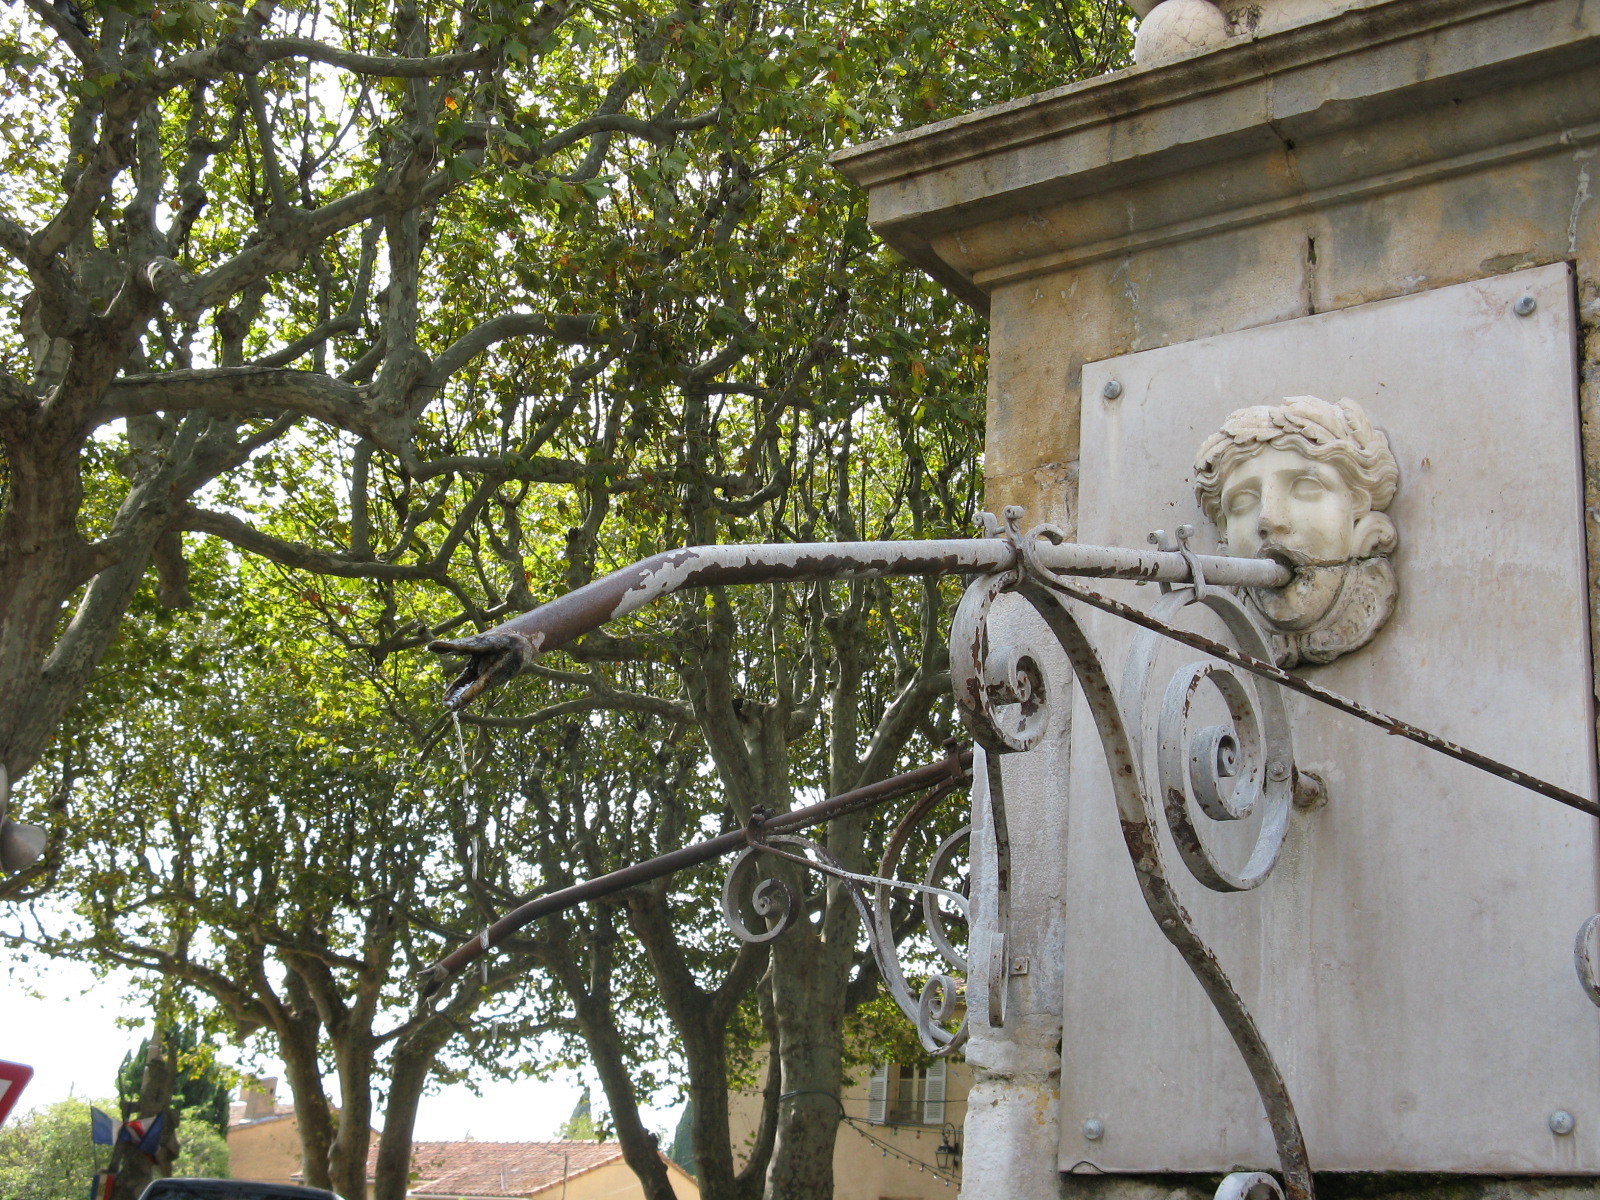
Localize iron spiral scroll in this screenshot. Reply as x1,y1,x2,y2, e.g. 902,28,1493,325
719,774,976,1056
952,511,1311,1200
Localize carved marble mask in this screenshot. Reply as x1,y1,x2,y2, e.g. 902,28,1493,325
1195,396,1400,667
1218,447,1362,565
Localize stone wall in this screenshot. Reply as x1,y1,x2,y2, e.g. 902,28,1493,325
834,0,1600,1195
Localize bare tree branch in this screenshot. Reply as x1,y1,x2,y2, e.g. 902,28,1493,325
176,507,450,581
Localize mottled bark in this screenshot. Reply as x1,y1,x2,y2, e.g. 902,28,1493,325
628,882,775,1200
274,972,337,1191
109,1028,177,1200
0,0,651,899
763,927,851,1200
545,907,679,1200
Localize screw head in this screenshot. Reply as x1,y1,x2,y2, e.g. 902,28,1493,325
1102,380,1123,400
1513,294,1538,317
1551,1110,1576,1135
1082,1118,1104,1141
1267,759,1290,782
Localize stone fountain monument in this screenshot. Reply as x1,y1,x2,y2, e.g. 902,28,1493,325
834,0,1600,1196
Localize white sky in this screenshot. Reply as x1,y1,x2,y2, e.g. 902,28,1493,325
3,956,678,1146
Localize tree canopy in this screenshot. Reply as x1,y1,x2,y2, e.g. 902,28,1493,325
0,0,1132,1194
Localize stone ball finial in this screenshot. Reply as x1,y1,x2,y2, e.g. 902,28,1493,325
1133,0,1231,65
1132,0,1356,67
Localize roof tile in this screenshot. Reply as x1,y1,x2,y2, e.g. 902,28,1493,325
365,1141,626,1197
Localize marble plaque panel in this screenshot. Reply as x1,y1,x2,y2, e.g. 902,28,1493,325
1058,263,1599,1172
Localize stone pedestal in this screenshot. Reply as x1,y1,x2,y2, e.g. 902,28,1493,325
835,0,1600,1196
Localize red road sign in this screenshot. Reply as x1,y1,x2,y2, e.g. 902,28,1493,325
0,1061,34,1127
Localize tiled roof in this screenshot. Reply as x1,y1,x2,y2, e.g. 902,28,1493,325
366,1141,626,1198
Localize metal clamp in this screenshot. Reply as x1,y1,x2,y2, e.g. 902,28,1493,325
1148,525,1208,599
1175,524,1209,601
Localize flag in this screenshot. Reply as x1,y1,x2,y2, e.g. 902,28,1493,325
121,1111,165,1160
89,1172,115,1200
89,1107,117,1147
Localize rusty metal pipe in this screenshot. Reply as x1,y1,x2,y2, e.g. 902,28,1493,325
420,749,973,992
429,538,1290,708
1054,578,1600,819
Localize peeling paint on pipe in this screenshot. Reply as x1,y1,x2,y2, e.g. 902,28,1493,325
428,536,1290,708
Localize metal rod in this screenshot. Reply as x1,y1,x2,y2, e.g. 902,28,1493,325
425,527,1591,813
428,538,1290,708
1053,579,1600,819
420,749,974,992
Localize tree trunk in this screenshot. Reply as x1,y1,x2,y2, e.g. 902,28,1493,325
372,1032,445,1200
677,1030,738,1200
563,969,677,1200
625,883,774,1200
326,992,380,1200
734,985,782,1200
275,1003,336,1191
327,1036,376,1200
763,928,849,1200
372,986,475,1200
0,419,92,781
109,1029,177,1200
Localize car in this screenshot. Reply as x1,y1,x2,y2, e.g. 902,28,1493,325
137,1180,346,1200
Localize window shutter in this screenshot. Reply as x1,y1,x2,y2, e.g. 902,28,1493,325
922,1059,947,1125
867,1063,889,1125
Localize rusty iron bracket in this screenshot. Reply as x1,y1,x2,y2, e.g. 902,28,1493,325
419,749,973,993
425,511,1600,1200
428,533,1289,709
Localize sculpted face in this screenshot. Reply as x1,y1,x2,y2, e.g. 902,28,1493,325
1218,446,1360,565
1193,396,1400,667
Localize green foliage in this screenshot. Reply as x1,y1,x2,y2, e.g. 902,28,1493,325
115,1029,232,1137
844,995,944,1077
667,1100,696,1177
0,1098,102,1200
558,1087,600,1141
0,0,1132,1191
0,1098,223,1199
170,1110,230,1180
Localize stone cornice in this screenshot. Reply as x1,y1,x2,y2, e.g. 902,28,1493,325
831,0,1600,310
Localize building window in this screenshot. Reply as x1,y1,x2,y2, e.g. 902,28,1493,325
867,1060,946,1125
889,1066,927,1124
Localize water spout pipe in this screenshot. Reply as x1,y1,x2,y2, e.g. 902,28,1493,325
428,535,1290,708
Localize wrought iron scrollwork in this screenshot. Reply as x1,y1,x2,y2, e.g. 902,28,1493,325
1124,588,1295,894
1574,914,1600,1009
720,837,805,945
719,780,974,1055
957,509,1314,1200
948,544,1040,1031
418,505,1600,1200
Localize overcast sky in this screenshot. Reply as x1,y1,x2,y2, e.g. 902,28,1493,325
4,955,676,1145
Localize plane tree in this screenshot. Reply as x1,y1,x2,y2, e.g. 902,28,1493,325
0,0,763,847
7,570,581,1200
16,356,984,1200
0,0,1129,1194
12,545,759,1200
0,0,1130,831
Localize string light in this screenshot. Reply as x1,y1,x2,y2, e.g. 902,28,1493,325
840,1116,960,1186
777,1089,960,1187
